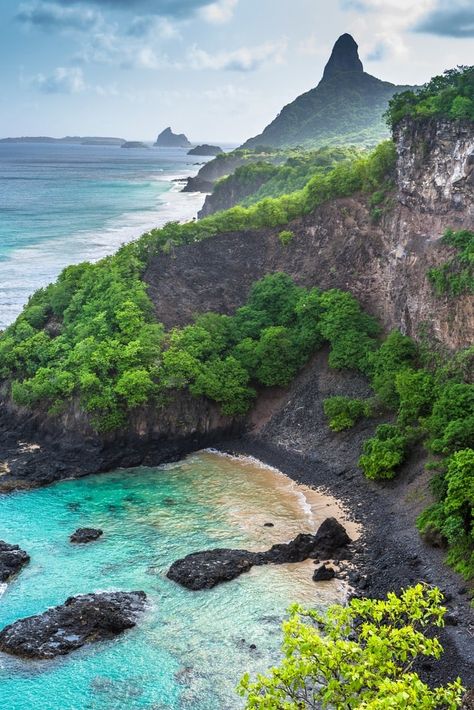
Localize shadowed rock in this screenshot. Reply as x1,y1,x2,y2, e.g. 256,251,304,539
70,528,103,544
0,541,30,583
167,517,351,590
313,564,336,582
0,591,146,659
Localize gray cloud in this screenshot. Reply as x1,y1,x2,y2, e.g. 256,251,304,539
414,1,474,38
55,0,217,17
17,2,101,31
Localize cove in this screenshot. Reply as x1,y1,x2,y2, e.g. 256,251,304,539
0,451,350,709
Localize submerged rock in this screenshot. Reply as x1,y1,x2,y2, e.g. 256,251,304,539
0,591,146,659
0,541,30,583
70,528,103,544
167,517,351,590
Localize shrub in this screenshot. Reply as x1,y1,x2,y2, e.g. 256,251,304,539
238,584,463,709
428,229,474,297
278,229,294,246
358,424,411,480
323,396,373,431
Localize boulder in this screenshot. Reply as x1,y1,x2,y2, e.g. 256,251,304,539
312,517,352,557
313,564,336,582
167,549,255,590
0,541,30,583
0,591,146,659
70,528,103,544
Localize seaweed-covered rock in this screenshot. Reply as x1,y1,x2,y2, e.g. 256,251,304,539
70,528,103,544
0,541,30,583
0,591,146,659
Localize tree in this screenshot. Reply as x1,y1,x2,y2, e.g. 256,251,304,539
238,584,463,709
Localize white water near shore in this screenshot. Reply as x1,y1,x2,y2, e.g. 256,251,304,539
0,143,206,329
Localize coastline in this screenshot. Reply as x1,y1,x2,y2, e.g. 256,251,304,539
218,435,474,688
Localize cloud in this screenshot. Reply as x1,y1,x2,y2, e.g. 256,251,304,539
126,15,179,39
199,0,238,24
414,1,474,37
188,39,287,72
30,66,86,93
17,1,101,31
53,0,234,19
366,42,386,61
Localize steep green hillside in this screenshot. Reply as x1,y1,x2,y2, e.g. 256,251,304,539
242,34,412,150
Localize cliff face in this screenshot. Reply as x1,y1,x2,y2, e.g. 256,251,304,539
0,118,472,488
395,118,474,216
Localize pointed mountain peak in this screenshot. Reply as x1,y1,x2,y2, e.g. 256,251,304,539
322,34,363,81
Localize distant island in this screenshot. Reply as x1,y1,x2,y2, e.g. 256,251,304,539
187,144,223,156
155,128,191,148
121,141,148,149
0,136,126,146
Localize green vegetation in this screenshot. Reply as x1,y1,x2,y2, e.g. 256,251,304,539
238,584,463,709
240,147,361,206
0,273,381,430
428,229,474,296
323,396,373,432
278,230,294,247
418,450,474,579
386,66,474,128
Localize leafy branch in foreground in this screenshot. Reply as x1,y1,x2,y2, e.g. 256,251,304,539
238,584,463,709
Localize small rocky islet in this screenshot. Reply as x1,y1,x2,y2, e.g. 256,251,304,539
0,592,147,659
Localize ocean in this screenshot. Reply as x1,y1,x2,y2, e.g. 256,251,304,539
0,452,350,709
0,142,206,330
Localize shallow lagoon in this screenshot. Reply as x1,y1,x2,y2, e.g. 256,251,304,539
0,451,348,709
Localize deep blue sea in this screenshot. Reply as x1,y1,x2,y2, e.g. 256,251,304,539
0,142,205,329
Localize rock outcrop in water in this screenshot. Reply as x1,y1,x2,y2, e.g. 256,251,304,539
187,145,223,156
70,528,103,544
0,591,146,659
167,517,351,590
155,128,191,149
0,541,30,583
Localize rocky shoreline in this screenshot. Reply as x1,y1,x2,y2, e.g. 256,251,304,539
219,435,474,688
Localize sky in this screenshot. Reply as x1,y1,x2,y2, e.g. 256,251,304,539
0,0,473,143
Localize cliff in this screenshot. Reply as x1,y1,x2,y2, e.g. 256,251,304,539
182,151,282,193
0,117,472,490
155,128,191,148
241,34,413,150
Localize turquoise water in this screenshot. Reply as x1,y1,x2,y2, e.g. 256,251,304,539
0,142,205,328
0,451,346,709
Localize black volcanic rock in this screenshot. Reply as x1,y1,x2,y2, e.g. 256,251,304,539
322,33,363,81
70,528,103,544
313,564,336,582
312,517,352,557
0,591,146,659
0,541,30,583
167,518,351,590
167,549,255,590
187,144,223,156
155,127,191,148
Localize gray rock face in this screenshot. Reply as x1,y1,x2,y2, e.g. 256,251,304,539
395,118,474,216
0,541,30,583
155,127,191,148
0,591,146,659
167,518,351,590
